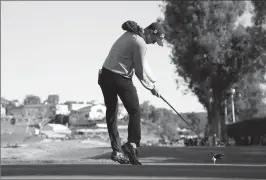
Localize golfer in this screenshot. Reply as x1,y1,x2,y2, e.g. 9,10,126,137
98,20,165,165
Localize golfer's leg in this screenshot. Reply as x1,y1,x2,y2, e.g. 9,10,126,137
105,96,121,152
118,82,141,147
100,86,121,152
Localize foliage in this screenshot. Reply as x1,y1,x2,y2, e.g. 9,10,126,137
140,101,155,120
233,71,266,120
46,94,60,105
159,1,266,140
251,0,266,27
23,95,41,105
139,101,207,141
186,112,201,133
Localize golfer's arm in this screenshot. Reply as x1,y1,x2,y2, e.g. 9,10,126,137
133,40,156,90
143,60,156,83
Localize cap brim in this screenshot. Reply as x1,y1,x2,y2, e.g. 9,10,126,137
156,38,163,47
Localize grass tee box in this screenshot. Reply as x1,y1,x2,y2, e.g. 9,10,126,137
1,121,37,145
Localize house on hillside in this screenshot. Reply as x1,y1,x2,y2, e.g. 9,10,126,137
69,105,93,126
64,101,77,111
23,104,55,123
55,104,69,115
1,97,10,107
11,100,22,107
68,103,106,126
64,101,93,111
90,104,106,120
7,106,24,119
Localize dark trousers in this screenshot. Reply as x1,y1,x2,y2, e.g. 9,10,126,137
98,67,141,152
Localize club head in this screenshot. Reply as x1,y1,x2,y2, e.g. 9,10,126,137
211,152,224,164
213,153,224,160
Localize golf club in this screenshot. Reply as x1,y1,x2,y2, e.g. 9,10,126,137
160,95,224,164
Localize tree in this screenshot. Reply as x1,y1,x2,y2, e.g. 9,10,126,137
150,108,162,123
160,121,178,142
187,112,201,133
139,101,152,120
5,102,16,115
46,94,60,105
233,71,266,120
23,95,41,105
251,0,266,27
45,105,57,119
160,1,266,143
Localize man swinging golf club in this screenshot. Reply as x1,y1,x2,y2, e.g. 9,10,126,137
98,20,165,165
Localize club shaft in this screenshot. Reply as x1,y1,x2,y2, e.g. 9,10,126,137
160,95,214,155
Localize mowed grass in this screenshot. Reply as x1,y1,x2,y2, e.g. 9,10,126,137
92,145,266,164
1,120,43,146
1,119,159,148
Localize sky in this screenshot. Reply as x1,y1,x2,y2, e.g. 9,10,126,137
1,1,253,113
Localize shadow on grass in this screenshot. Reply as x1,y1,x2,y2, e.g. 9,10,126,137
90,146,266,164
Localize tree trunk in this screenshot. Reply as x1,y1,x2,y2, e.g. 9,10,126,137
208,96,221,146
207,100,218,146
218,100,227,144
220,108,227,145
214,98,220,145
219,98,230,145
206,108,211,146
210,99,229,146
206,91,226,146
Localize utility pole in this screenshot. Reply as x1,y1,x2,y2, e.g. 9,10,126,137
231,88,236,123
224,99,228,124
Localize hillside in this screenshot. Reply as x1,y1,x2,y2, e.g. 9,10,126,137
1,97,208,134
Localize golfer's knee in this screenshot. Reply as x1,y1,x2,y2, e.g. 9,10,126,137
128,106,140,116
106,103,117,112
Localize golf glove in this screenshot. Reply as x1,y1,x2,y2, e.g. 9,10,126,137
151,86,161,98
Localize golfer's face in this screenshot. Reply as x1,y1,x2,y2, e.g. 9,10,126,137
150,34,158,44
155,34,164,46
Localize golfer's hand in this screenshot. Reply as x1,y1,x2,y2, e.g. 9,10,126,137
151,86,161,98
